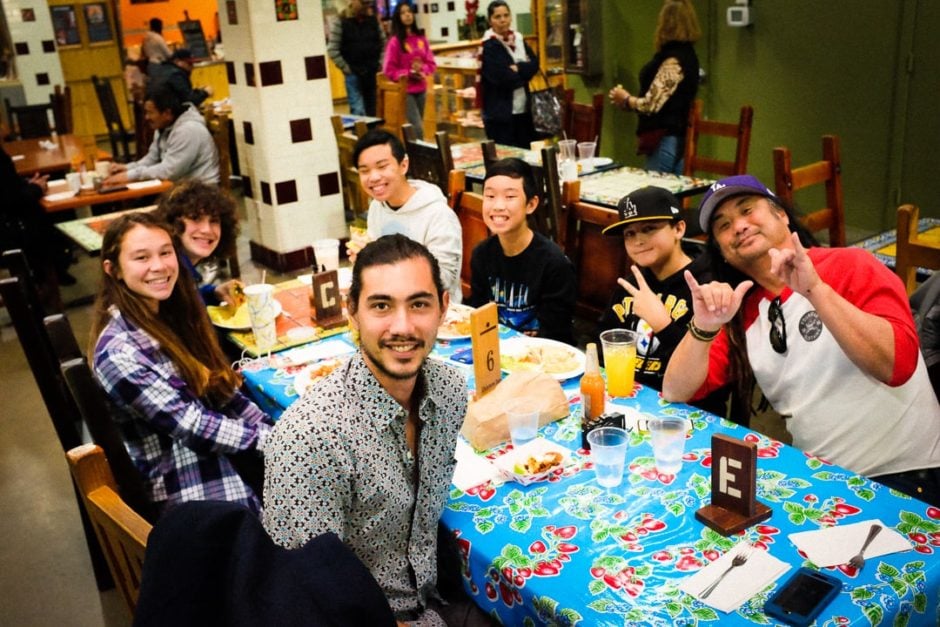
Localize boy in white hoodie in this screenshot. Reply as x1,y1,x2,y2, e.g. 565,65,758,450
350,129,463,302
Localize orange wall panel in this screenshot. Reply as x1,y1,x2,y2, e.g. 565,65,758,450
120,0,220,49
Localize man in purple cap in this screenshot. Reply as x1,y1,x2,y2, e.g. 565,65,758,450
663,174,940,503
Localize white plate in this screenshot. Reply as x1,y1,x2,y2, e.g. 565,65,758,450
207,300,282,330
293,357,346,396
592,157,613,167
493,439,573,485
500,337,585,380
44,190,77,202
437,303,475,341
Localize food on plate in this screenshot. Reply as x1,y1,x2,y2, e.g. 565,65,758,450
501,345,580,375
439,306,473,337
513,451,563,475
207,303,251,328
295,358,344,395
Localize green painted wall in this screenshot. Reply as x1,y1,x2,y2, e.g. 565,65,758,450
565,0,938,239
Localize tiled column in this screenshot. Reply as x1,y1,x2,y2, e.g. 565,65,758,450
3,0,65,105
219,0,345,272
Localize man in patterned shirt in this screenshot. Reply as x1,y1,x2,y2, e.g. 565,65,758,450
264,235,485,625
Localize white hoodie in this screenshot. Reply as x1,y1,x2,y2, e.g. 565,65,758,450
367,179,463,303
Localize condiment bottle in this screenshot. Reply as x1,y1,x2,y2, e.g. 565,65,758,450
581,342,605,422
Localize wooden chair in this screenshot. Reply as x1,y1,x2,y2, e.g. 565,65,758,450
449,170,489,300
4,98,54,139
91,75,134,163
2,247,62,314
683,99,754,178
67,444,151,618
44,313,157,523
49,85,73,134
562,90,605,153
376,73,409,137
773,134,846,247
561,180,628,320
896,204,940,295
331,114,370,218
402,126,454,194
205,109,231,190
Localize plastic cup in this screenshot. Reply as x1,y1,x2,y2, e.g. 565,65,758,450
65,172,81,192
94,160,111,177
557,139,577,161
242,283,278,352
648,417,691,475
313,238,340,271
507,399,540,448
577,141,597,173
599,329,638,397
587,426,629,488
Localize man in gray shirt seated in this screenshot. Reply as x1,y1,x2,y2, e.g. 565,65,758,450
263,235,488,625
104,85,219,186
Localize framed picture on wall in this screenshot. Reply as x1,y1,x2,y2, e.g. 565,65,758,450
50,6,80,47
84,3,113,43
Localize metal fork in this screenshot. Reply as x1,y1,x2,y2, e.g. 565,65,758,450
847,524,883,571
699,547,751,599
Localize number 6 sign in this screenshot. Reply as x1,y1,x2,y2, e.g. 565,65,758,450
470,303,501,399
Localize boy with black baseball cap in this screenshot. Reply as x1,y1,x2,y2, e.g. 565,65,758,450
597,186,717,399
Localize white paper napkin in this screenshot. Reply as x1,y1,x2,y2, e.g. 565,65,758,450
44,190,77,202
789,519,912,568
452,439,501,491
11,154,24,161
127,179,163,190
271,338,355,367
679,542,791,613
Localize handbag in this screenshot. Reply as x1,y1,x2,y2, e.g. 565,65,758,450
528,71,563,136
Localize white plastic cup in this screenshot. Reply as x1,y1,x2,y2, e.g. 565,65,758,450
66,172,81,192
313,238,340,272
588,426,629,488
577,141,597,173
557,139,577,161
507,399,540,448
648,417,691,475
242,283,278,352
95,160,111,177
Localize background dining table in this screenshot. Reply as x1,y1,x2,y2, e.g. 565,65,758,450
235,310,940,626
854,216,940,278
40,179,172,213
6,134,110,176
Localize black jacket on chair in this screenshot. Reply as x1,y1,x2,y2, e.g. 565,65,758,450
133,501,396,627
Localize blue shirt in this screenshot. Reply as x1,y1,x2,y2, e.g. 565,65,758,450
93,308,272,514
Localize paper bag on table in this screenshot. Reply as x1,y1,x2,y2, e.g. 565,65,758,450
460,371,569,451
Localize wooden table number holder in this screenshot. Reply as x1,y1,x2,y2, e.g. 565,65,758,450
470,302,501,400
309,268,345,329
695,433,772,535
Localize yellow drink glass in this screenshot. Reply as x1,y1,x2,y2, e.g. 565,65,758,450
600,329,638,397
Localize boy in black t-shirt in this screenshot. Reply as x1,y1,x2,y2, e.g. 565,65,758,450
467,158,576,344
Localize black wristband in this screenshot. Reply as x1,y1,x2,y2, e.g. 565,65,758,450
688,320,720,342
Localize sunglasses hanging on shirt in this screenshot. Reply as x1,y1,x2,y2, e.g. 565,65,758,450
768,297,787,354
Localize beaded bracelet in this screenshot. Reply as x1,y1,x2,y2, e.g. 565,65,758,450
688,320,720,342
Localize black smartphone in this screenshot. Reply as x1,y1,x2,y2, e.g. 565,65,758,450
764,567,841,626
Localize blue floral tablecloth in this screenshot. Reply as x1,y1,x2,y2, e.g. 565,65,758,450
239,335,940,626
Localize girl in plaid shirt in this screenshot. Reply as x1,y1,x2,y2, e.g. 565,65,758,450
90,213,273,515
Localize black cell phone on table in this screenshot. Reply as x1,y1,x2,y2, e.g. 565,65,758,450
764,567,841,626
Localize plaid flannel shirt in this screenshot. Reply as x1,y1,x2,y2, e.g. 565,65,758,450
93,308,273,514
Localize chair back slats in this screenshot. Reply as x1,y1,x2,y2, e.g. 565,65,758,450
91,75,133,163
683,99,754,178
402,128,452,194
896,204,940,295
376,73,409,137
67,444,151,617
449,170,489,301
481,139,498,169
43,313,83,362
4,98,54,139
204,109,231,190
331,114,370,218
561,181,628,320
50,85,73,134
773,134,845,247
563,90,605,153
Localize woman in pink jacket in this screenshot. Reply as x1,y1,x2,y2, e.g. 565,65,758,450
382,2,436,140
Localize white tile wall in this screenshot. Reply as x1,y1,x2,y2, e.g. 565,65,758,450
3,0,65,104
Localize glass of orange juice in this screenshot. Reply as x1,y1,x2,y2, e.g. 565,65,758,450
599,329,638,397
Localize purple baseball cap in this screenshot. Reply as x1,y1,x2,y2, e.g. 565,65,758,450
698,174,777,232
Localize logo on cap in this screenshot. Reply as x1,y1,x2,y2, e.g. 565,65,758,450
623,198,639,219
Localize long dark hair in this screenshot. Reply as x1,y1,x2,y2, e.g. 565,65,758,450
90,213,241,404
704,198,818,418
390,2,423,52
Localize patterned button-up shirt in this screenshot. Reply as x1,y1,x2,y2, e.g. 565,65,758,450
94,308,273,514
263,352,467,623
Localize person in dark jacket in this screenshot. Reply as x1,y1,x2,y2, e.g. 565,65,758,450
327,0,386,116
479,0,539,148
609,0,700,174
148,48,212,107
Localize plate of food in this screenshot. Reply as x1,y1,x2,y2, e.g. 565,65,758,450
293,357,346,396
438,303,474,341
499,337,585,380
592,157,614,168
207,300,282,330
494,438,572,485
